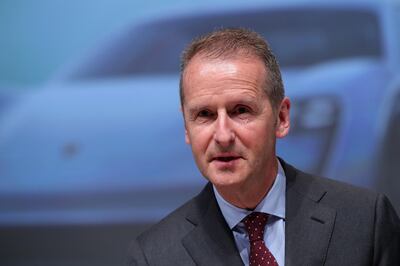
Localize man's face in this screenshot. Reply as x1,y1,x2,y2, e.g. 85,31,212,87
182,55,290,192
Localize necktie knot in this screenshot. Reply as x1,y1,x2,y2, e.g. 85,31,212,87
242,212,269,242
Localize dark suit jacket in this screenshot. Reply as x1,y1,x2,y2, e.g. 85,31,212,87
127,160,400,266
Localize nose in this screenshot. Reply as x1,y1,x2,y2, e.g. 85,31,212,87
214,112,235,147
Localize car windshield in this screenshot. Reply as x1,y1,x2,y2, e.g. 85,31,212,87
68,8,381,80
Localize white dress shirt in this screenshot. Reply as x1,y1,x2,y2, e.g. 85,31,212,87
213,160,286,266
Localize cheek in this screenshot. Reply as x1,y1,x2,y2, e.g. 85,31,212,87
238,124,276,156
237,123,270,145
189,129,212,155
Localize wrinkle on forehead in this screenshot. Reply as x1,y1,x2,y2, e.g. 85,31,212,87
183,56,267,104
198,59,238,76
186,88,261,108
186,55,265,78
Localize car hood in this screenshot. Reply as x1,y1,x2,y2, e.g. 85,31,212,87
283,57,386,97
0,76,203,195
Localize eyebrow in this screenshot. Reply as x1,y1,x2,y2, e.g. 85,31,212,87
186,105,206,120
186,96,260,115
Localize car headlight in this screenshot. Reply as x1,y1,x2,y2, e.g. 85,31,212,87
291,95,340,131
278,95,340,175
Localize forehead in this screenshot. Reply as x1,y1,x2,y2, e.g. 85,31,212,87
182,55,267,102
184,53,266,75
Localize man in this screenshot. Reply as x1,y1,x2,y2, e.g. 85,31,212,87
127,28,399,265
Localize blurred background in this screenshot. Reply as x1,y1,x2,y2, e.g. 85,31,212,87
0,0,399,265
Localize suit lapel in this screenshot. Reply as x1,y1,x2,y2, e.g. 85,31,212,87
282,161,336,266
182,183,243,266
180,161,336,266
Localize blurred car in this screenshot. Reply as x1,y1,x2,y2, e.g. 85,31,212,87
0,0,399,265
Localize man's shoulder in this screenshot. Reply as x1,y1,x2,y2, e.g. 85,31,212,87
128,183,215,265
282,161,400,265
137,199,194,243
136,183,213,245
300,168,376,196
284,160,379,209
286,161,399,229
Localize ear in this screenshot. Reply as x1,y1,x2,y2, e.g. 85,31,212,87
276,97,290,138
185,128,191,144
181,106,191,145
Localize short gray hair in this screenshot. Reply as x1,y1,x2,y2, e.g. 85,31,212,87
179,28,284,111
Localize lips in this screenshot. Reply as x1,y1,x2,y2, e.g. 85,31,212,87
210,154,242,170
210,153,242,163
214,156,239,162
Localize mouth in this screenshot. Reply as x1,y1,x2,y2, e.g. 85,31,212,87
210,155,242,169
210,153,243,164
213,156,240,162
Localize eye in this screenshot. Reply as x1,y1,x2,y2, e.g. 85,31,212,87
194,109,215,123
236,106,249,114
233,105,251,115
198,109,212,118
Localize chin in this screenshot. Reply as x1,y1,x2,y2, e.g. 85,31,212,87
208,172,246,188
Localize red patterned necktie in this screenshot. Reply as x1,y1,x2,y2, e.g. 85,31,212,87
242,212,278,266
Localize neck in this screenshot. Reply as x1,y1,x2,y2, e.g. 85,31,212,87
216,158,278,209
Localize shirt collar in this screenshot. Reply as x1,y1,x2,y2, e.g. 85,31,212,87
213,159,286,229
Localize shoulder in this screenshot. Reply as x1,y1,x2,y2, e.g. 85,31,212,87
286,160,399,231
283,159,399,232
127,183,214,265
137,183,212,243
282,159,400,264
283,159,380,210
137,196,198,244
